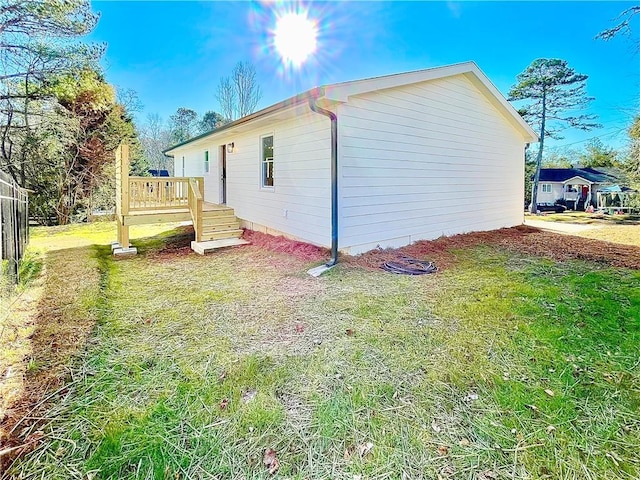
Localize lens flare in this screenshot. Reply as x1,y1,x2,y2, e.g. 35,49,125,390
273,11,317,68
249,0,375,87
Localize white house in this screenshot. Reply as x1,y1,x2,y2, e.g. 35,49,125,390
535,167,623,211
164,62,538,256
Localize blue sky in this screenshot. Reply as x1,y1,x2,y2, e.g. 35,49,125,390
90,1,639,151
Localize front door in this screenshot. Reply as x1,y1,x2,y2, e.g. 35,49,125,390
220,145,227,204
581,185,589,200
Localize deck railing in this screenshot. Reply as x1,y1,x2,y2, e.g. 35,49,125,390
126,177,204,212
114,144,207,249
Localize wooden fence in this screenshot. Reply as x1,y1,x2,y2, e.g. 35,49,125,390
0,170,29,284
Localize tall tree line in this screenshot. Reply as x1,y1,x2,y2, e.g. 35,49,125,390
0,0,143,224
137,109,226,175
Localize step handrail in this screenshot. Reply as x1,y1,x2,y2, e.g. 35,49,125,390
187,177,203,242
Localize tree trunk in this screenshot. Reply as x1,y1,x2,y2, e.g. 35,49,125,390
530,88,546,213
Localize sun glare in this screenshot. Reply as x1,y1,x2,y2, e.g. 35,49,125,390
274,12,317,67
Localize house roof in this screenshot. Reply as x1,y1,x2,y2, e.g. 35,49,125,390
582,166,629,184
164,61,538,154
599,185,637,193
539,167,621,184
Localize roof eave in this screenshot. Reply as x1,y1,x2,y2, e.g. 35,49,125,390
164,62,539,153
163,90,317,155
561,175,594,184
322,61,538,143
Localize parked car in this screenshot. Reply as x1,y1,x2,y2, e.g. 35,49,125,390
529,202,567,213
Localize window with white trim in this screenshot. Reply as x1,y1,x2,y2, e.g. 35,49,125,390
261,134,274,188
204,150,209,173
541,184,552,193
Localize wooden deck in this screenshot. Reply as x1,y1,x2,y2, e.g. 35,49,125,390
114,145,243,254
122,202,232,225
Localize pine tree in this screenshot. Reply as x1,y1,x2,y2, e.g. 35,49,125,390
509,59,600,211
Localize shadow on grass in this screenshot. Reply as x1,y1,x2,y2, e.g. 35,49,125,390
126,225,195,256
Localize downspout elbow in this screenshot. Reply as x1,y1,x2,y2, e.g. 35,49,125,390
308,92,338,267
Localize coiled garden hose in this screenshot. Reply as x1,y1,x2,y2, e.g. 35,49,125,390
381,256,437,275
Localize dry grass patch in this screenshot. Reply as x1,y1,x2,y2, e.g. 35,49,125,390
575,224,640,247
524,212,640,247
526,212,640,225
0,245,101,470
0,266,45,442
1,221,183,470
29,221,184,251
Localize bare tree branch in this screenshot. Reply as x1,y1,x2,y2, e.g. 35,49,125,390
233,61,262,118
596,6,640,41
215,61,262,121
216,76,236,122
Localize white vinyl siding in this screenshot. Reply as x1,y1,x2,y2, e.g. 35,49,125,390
174,152,205,177
338,74,526,254
536,182,564,204
169,71,530,254
226,114,330,246
171,110,331,247
173,147,218,203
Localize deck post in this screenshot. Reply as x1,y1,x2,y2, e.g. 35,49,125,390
116,216,129,247
113,144,136,255
198,176,204,198
120,144,130,215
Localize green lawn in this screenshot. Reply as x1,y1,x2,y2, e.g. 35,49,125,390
4,223,640,479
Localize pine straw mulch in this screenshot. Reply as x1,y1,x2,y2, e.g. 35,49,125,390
345,225,640,271
241,230,329,262
165,225,639,271
143,228,330,264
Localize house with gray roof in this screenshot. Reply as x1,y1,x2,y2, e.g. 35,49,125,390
535,167,627,210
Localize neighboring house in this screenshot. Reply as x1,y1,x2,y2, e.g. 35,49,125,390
164,61,537,255
535,167,626,210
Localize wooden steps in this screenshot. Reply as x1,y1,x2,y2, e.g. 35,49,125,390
201,229,244,241
191,238,250,255
196,203,244,245
113,168,248,257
